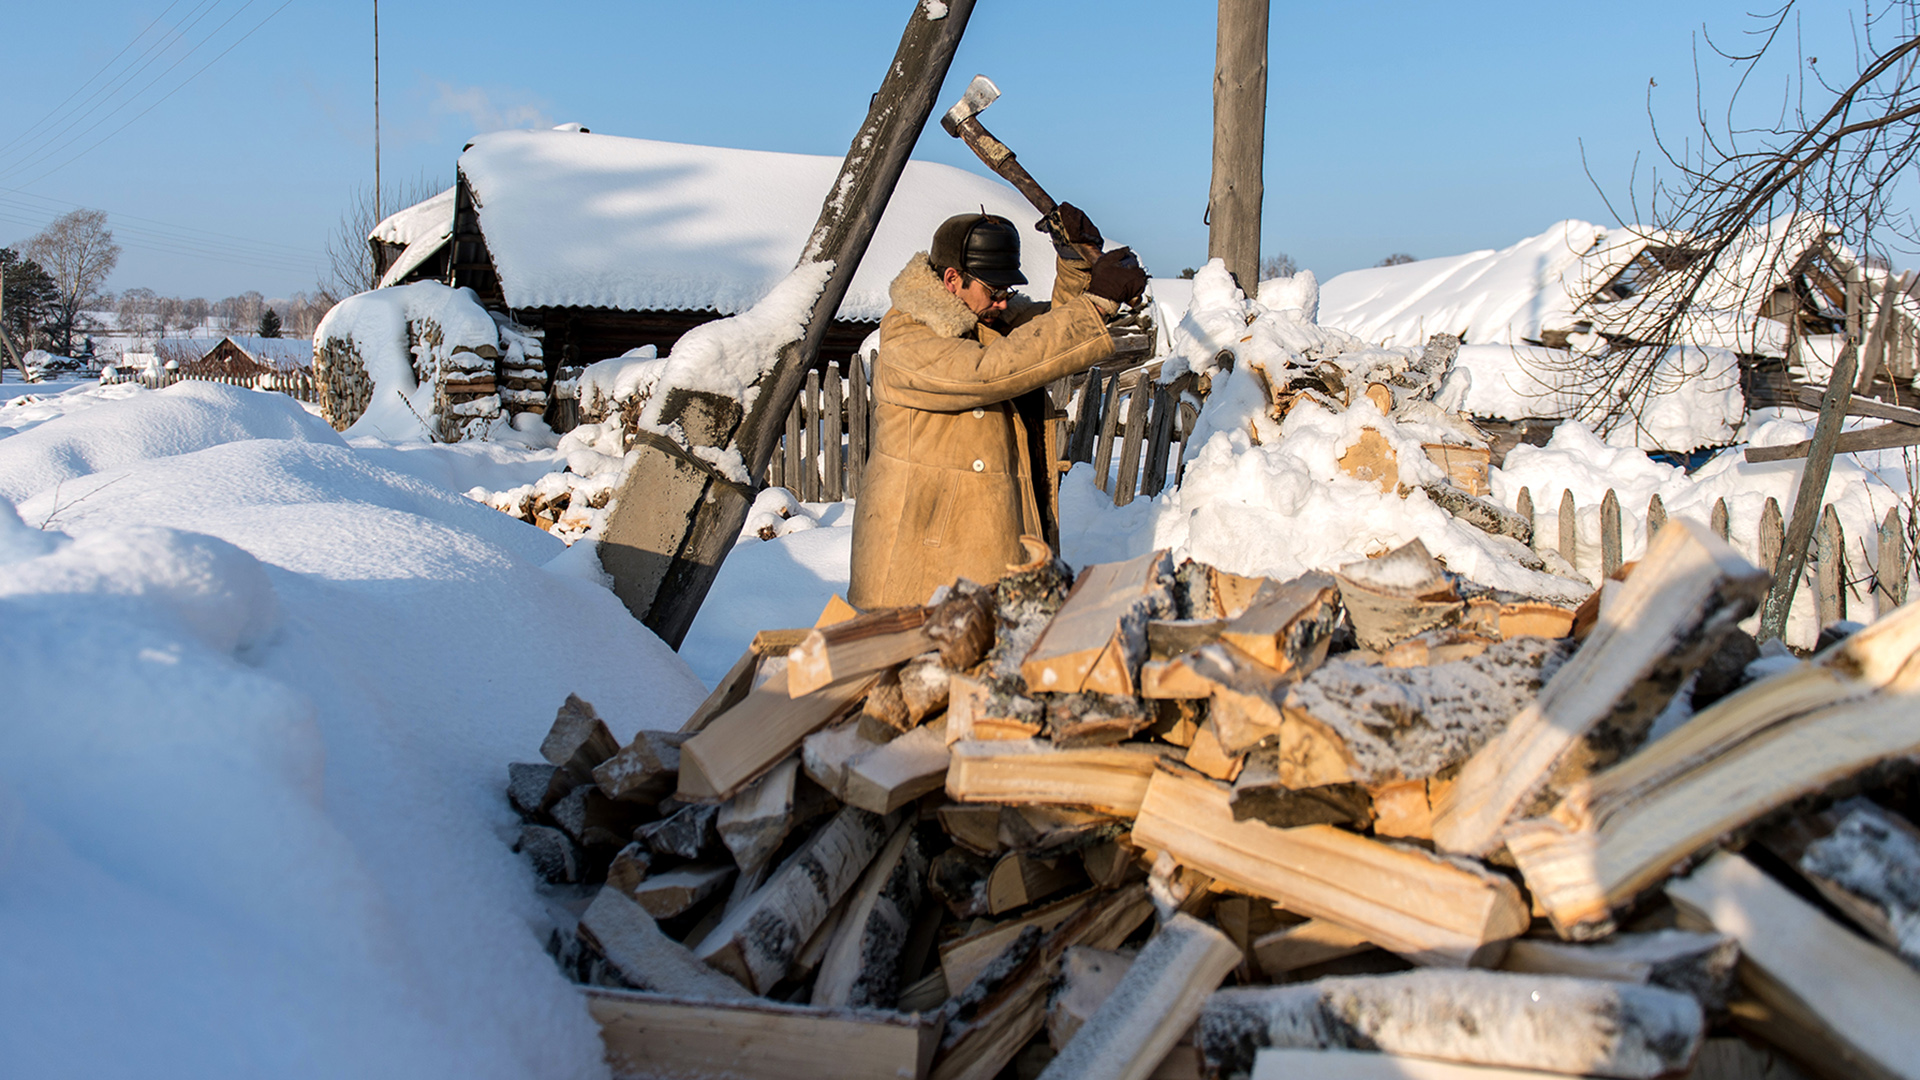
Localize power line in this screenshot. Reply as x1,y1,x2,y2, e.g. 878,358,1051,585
0,189,320,258
0,0,188,158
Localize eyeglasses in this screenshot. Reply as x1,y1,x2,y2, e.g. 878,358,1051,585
964,275,1013,303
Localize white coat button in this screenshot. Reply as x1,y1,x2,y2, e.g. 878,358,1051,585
972,408,985,418
971,459,985,472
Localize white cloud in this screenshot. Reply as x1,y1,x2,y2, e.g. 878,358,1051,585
430,83,553,135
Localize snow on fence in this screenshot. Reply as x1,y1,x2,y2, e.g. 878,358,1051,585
1512,484,1913,625
753,351,1198,507
99,367,317,403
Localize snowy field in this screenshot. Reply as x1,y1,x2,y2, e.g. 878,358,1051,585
4,257,1914,1075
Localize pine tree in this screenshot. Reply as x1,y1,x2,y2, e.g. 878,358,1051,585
257,308,282,338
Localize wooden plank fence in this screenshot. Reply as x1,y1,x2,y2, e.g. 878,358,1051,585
99,367,316,403
758,350,1199,507
1511,484,1914,625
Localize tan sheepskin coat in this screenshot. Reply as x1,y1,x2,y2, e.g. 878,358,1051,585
848,252,1113,609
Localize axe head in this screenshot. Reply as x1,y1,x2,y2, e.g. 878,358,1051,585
940,75,1001,137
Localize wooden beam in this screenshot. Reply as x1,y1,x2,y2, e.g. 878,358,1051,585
1039,914,1239,1080
1207,0,1267,291
1744,418,1920,462
1667,852,1920,1080
1431,520,1767,856
1132,767,1528,966
1198,970,1703,1079
586,988,940,1080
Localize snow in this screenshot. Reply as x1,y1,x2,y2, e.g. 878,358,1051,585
1799,802,1920,965
455,128,1059,329
370,185,456,247
0,379,709,1077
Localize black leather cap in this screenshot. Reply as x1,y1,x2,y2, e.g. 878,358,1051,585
930,213,1028,288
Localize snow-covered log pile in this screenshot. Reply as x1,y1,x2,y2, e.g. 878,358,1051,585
313,281,548,442
503,525,1920,1080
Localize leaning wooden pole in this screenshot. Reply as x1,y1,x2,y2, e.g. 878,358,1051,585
597,0,976,648
1758,339,1858,641
1207,0,1268,293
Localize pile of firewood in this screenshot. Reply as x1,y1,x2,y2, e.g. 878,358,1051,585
505,519,1920,1080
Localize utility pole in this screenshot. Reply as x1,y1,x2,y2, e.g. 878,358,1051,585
373,0,382,225
1208,0,1268,294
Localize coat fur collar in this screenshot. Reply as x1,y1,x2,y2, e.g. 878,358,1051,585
889,253,979,339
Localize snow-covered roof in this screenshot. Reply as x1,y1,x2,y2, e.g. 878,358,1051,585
454,128,1059,320
159,335,313,366
369,187,455,247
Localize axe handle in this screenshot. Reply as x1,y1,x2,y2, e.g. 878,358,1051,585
955,117,1104,265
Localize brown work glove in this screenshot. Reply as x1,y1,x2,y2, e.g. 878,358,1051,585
1087,247,1147,306
1039,202,1103,250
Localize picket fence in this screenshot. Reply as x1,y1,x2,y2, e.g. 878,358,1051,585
99,367,317,403
761,352,1196,506
1514,485,1914,625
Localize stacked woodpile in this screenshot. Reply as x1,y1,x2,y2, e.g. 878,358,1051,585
495,316,549,423
311,337,374,430
506,521,1920,1080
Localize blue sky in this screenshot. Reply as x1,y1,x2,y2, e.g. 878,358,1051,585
0,1,1885,299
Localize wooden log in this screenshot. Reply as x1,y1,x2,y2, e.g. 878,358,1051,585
1421,483,1534,545
1667,852,1920,1080
1431,520,1767,856
1181,641,1293,754
637,802,721,860
1021,549,1171,696
1045,691,1154,746
814,822,927,1009
937,802,1006,856
1038,914,1239,1080
717,757,799,872
507,761,564,817
804,719,888,800
1336,428,1399,492
1558,488,1578,566
606,842,651,897
594,730,686,803
1815,503,1847,625
844,717,951,814
1198,970,1703,1079
930,884,1154,1080
542,693,621,787
898,654,952,723
938,888,1098,993
1498,929,1738,1009
1503,603,1920,937
585,988,940,1080
945,740,1171,817
1793,801,1920,967
1231,744,1371,829
1132,767,1529,966
1877,507,1910,615
1047,947,1136,1049
1333,540,1465,652
695,807,899,994
631,863,734,919
1182,718,1244,782
788,605,933,697
1251,919,1373,979
578,887,756,1000
985,850,1084,914
519,823,582,884
1758,340,1858,641
1216,572,1340,674
1711,496,1730,541
678,661,877,803
1147,617,1227,660
1247,1049,1636,1080
997,805,1123,857
1600,488,1623,579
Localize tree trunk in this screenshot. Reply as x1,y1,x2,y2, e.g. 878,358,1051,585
1208,0,1269,292
598,0,977,647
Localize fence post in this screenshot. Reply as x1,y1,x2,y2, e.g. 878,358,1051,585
1878,507,1911,615
1515,486,1533,548
1558,489,1577,568
802,369,822,502
1815,503,1847,626
1113,378,1151,507
823,363,844,502
1092,371,1124,493
1600,488,1622,578
847,351,868,499
1645,493,1666,543
1710,497,1730,541
783,390,802,495
1759,497,1784,575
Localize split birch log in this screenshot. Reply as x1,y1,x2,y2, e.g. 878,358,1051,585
1498,929,1738,1010
997,805,1125,856
937,802,1005,856
788,605,934,697
1038,914,1240,1080
1045,692,1154,746
1021,549,1171,696
1251,919,1374,979
679,661,878,802
1247,1049,1614,1080
898,654,952,724
803,719,888,800
943,673,1044,742
606,842,651,897
578,887,755,1000
585,988,941,1080
1432,520,1768,856
1182,718,1244,782
939,889,1099,994
985,851,1085,914
1666,852,1920,1080
1180,641,1295,754
1148,617,1228,660
507,761,566,817
844,716,952,814
717,757,800,872
1231,744,1372,828
1047,947,1136,1048
1197,970,1704,1079
630,863,735,919
680,646,763,735
638,802,721,860
1333,540,1466,652
1215,572,1340,674
593,730,686,803
930,884,1154,1080
1504,602,1920,937
814,821,928,1009
1792,800,1920,968
945,740,1172,816
542,693,621,787
695,806,899,993
1132,766,1529,966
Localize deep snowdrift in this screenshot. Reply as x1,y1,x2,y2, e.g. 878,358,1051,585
0,387,708,1078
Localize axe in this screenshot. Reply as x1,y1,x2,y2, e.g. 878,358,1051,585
941,75,1114,268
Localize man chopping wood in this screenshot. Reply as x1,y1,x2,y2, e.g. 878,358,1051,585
848,206,1147,609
